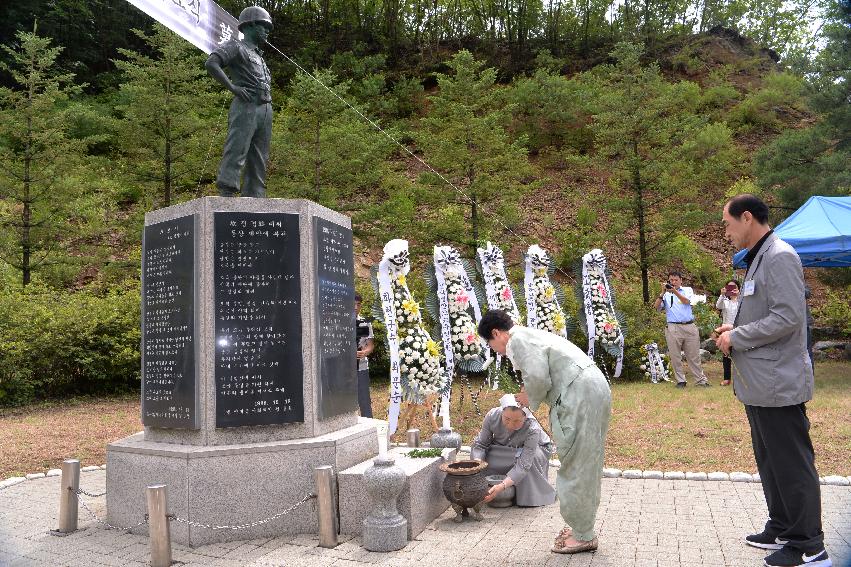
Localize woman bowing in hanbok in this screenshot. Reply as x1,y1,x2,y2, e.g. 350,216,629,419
477,309,611,555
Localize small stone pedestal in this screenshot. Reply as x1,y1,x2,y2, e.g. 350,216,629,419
430,427,461,450
362,455,407,552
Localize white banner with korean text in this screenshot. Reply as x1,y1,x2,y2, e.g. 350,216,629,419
126,0,240,54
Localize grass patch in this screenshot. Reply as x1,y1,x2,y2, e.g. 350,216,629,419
0,394,141,479
0,362,848,478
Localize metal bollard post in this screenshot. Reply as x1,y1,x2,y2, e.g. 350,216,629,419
314,466,338,548
407,428,420,448
146,485,172,567
57,459,80,533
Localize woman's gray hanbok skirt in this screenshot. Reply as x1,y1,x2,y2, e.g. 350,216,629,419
482,444,556,507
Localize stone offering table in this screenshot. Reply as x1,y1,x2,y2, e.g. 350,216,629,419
339,447,457,540
107,197,378,546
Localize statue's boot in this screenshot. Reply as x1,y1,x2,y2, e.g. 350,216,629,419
217,182,238,197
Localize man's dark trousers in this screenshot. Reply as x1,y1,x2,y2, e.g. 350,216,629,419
745,403,824,553
217,98,272,197
357,369,372,418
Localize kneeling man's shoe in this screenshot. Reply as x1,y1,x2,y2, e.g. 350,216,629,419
763,547,831,567
551,537,598,554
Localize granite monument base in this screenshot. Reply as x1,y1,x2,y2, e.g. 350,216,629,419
106,418,380,546
339,446,455,540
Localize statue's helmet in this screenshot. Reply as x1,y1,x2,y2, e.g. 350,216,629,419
238,6,273,31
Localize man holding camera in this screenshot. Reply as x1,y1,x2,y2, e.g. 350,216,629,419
653,270,709,388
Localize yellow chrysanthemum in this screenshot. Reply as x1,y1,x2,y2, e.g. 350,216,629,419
553,311,565,332
534,267,547,277
543,285,555,301
395,274,407,287
426,339,439,358
401,298,420,316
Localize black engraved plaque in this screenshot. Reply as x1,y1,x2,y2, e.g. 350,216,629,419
214,212,303,427
314,217,357,419
141,215,199,429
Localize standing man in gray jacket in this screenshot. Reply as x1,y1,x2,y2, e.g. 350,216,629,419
714,194,830,567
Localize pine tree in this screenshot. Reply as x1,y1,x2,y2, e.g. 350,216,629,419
268,68,395,210
590,43,739,302
754,0,851,209
0,28,87,286
415,50,535,258
113,24,223,207
508,54,589,154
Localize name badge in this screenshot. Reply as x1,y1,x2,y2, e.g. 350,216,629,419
743,280,755,296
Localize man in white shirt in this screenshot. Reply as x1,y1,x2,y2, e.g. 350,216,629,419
653,270,709,388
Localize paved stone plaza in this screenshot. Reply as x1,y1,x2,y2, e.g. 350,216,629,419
1,468,848,567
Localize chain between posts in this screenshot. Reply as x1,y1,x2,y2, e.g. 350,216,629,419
168,492,317,531
70,486,316,532
73,489,148,531
76,487,107,498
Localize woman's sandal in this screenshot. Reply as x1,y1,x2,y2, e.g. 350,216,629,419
551,536,599,554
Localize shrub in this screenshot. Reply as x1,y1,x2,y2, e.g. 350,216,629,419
692,301,721,340
0,282,141,406
663,235,724,292
728,72,806,130
813,289,851,336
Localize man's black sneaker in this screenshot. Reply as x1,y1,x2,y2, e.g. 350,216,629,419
763,547,832,567
675,382,686,388
746,531,789,550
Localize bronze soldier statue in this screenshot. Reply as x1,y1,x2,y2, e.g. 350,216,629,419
205,6,273,197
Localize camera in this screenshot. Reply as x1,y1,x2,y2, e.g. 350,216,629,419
665,283,673,290
356,319,371,348
724,283,738,299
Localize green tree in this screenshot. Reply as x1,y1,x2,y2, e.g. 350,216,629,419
589,43,738,302
508,55,592,154
0,29,88,286
0,0,153,92
415,50,535,257
268,68,395,211
328,51,425,121
113,24,223,207
754,0,851,209
737,0,827,59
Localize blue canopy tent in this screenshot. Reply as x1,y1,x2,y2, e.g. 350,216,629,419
732,196,851,268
